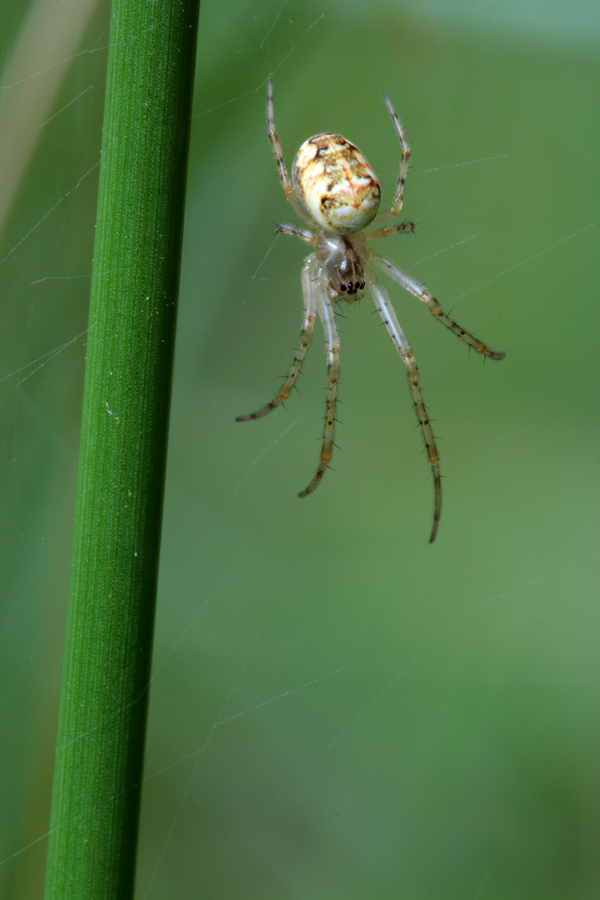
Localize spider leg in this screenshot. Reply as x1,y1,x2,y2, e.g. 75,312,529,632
382,93,411,218
278,223,315,244
236,256,318,421
266,78,317,229
368,279,441,543
371,252,506,360
368,220,415,240
298,279,340,498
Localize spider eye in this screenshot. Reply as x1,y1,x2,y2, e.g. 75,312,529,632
339,281,347,292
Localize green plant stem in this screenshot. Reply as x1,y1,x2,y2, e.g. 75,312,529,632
43,1,200,897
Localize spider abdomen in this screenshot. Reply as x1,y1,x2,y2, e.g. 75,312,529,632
292,134,381,234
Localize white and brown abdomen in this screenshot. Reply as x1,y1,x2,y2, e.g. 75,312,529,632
292,133,381,234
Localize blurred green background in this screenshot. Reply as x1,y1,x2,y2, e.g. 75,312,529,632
1,0,598,897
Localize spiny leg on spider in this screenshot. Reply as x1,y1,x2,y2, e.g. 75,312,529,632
237,78,504,543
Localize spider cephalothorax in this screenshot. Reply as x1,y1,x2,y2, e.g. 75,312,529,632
313,232,368,297
237,79,505,543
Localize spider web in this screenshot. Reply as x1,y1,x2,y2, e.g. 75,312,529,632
1,1,599,898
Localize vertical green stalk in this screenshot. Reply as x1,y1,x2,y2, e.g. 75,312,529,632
44,1,200,898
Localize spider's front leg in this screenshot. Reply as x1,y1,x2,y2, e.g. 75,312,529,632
368,280,442,543
298,285,340,498
236,256,317,422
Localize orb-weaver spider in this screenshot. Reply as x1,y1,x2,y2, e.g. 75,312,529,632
237,79,504,542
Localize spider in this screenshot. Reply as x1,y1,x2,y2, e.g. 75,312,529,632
237,78,505,542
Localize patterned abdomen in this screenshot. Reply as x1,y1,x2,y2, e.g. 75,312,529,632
292,133,381,234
